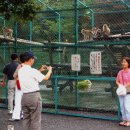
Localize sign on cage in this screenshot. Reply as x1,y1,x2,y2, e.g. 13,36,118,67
90,51,102,74
71,54,81,71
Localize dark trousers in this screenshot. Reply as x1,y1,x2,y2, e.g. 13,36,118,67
22,92,42,130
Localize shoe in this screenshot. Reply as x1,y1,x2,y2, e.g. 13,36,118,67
119,121,126,126
123,122,130,127
8,118,20,122
21,114,23,119
8,110,13,114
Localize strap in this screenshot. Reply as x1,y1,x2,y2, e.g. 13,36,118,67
122,71,124,85
16,64,23,90
16,79,21,90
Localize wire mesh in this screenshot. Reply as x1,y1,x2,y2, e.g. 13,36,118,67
1,0,130,120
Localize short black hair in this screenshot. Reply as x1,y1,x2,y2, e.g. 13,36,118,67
20,53,26,63
11,53,18,60
19,52,36,62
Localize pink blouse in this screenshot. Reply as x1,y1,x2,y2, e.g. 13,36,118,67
116,69,130,85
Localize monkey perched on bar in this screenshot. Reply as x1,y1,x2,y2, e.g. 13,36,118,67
81,29,93,41
93,27,102,38
102,24,110,37
2,27,13,39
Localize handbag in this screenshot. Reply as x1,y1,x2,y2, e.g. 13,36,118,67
116,84,126,96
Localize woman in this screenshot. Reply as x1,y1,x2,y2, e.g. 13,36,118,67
116,57,130,126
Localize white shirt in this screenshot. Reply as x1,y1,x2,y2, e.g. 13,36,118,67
18,64,45,93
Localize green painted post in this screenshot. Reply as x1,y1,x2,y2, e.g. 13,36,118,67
58,15,61,63
58,15,61,43
54,77,58,113
74,0,79,107
4,19,6,27
5,80,8,107
29,22,33,51
3,46,5,61
75,0,78,45
29,22,33,41
14,22,18,53
92,11,95,30
118,97,121,121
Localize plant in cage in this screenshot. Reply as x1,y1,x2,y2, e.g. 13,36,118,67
77,80,92,91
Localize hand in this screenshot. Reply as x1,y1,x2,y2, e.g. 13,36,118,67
0,81,6,87
47,66,52,71
39,65,47,72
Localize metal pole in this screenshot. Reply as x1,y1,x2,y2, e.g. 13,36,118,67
118,97,121,121
29,21,33,41
92,11,95,30
74,0,79,107
74,0,78,45
4,19,6,27
58,15,61,63
29,22,33,51
14,22,18,53
54,77,58,113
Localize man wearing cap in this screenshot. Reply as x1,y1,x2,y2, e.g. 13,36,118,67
2,53,19,114
18,51,52,130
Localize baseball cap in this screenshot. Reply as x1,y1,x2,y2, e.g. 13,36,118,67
24,51,37,60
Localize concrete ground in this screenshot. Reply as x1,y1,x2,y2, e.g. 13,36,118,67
0,109,129,130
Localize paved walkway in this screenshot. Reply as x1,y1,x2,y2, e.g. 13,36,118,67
0,109,129,130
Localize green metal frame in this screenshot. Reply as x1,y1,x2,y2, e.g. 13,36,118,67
43,75,120,121
1,0,128,121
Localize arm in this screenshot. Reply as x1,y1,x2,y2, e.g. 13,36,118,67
43,67,52,81
116,71,121,87
2,74,6,87
116,79,120,86
13,65,21,79
13,67,19,79
39,65,52,81
39,65,47,72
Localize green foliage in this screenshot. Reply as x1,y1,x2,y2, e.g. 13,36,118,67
0,0,42,22
77,80,92,91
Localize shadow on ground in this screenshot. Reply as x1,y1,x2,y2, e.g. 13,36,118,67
0,109,129,130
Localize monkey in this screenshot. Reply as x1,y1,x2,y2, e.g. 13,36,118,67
2,27,13,39
93,27,102,38
81,29,93,41
102,24,110,37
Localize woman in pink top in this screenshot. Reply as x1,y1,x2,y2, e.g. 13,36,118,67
116,57,130,126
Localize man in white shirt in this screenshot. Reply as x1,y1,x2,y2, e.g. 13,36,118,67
18,51,52,130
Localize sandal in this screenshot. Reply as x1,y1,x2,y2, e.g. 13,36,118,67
119,121,127,126
123,122,130,127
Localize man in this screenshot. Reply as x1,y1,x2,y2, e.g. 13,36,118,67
9,53,26,121
18,51,52,130
2,53,19,114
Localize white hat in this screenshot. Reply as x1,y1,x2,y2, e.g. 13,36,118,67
116,84,127,96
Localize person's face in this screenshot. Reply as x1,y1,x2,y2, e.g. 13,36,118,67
122,59,129,69
29,58,35,66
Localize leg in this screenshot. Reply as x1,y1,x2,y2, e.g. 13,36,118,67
119,96,127,121
7,80,16,113
124,95,130,121
22,92,42,130
22,94,31,130
30,93,42,130
12,87,23,119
